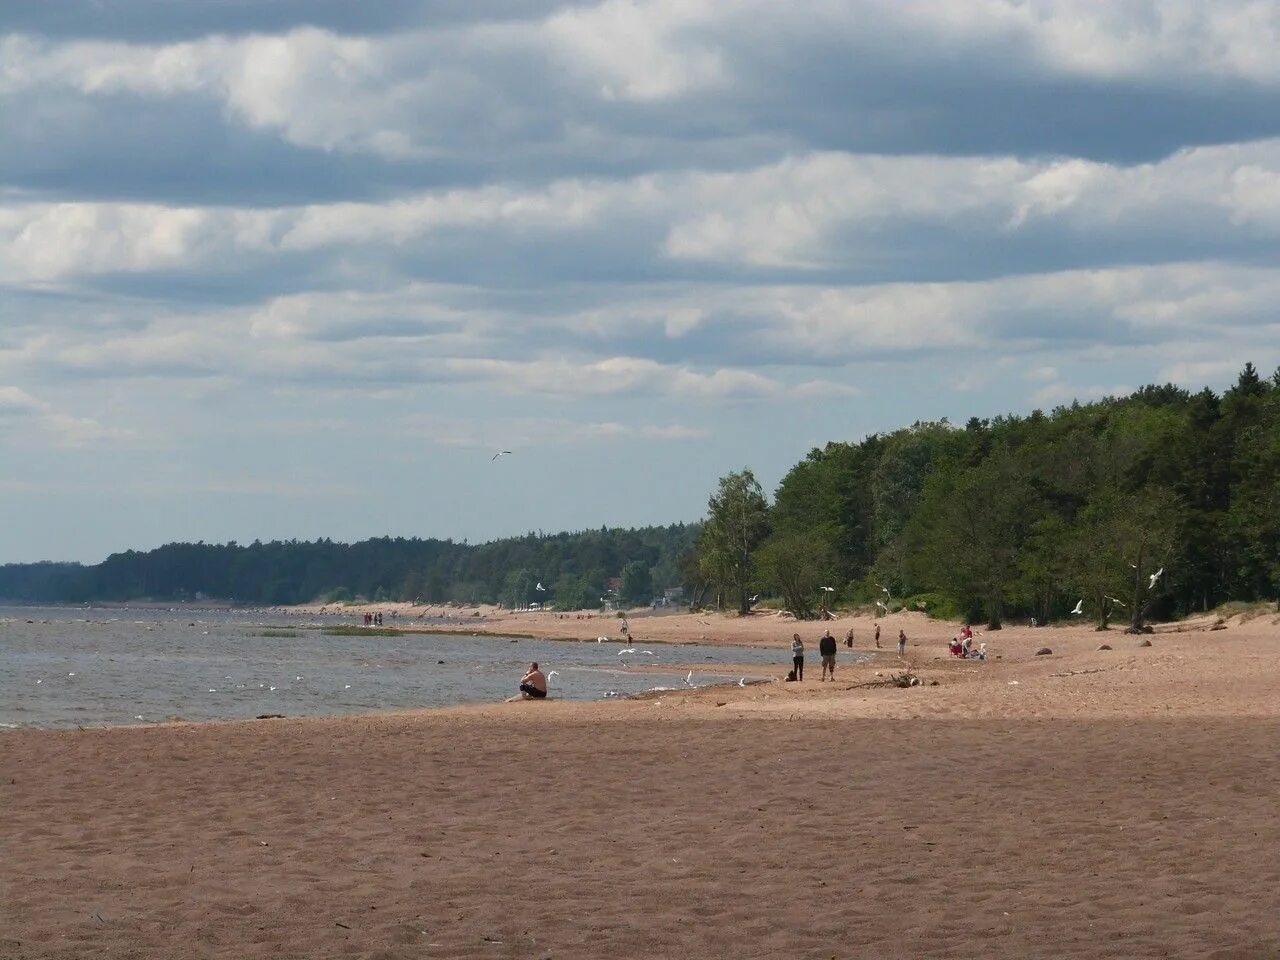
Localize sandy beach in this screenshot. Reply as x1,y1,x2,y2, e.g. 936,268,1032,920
4,607,1280,959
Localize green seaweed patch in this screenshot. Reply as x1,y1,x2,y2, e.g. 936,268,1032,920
322,625,408,637
256,629,298,638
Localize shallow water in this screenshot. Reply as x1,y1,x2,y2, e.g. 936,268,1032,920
0,606,860,729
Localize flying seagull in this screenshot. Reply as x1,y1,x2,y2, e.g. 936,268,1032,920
685,671,694,687
876,583,890,595
1070,599,1084,615
491,450,513,461
617,648,636,656
535,582,546,592
737,677,746,687
820,586,835,593
1148,567,1164,590
1104,596,1127,608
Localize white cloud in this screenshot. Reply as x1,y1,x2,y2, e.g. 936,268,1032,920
399,412,706,447
1031,381,1132,407
443,356,782,398
1024,365,1060,383
0,384,123,445
544,0,725,101
5,0,1279,177
7,137,1280,285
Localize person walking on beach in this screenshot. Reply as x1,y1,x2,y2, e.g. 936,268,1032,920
819,629,838,680
791,633,805,681
874,623,881,648
845,627,854,648
897,629,907,657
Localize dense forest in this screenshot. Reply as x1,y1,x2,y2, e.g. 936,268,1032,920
2,365,1277,624
0,526,699,610
694,363,1280,629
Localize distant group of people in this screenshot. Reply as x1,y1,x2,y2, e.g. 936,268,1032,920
362,611,384,626
787,625,910,680
948,624,986,659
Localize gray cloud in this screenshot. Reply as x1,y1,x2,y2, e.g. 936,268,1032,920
6,1,1280,561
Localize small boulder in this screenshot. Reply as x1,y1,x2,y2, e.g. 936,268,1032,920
1138,639,1153,647
1035,647,1053,656
1097,643,1112,651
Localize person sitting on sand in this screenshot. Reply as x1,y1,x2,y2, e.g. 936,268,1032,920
791,633,805,681
949,637,964,657
515,662,547,700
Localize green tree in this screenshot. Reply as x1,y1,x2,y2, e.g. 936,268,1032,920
903,451,1038,628
1065,489,1182,630
551,573,597,611
696,469,770,614
618,560,653,607
752,531,835,619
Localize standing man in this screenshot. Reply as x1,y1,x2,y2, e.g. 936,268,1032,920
874,623,881,648
897,629,907,657
819,629,838,681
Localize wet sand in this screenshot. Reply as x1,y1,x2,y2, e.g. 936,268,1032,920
4,610,1280,959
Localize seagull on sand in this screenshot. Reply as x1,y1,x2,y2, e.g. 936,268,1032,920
597,636,608,643
491,450,513,461
1070,599,1084,615
1148,567,1164,590
738,678,746,687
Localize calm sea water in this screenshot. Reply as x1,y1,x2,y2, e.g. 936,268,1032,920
0,606,839,729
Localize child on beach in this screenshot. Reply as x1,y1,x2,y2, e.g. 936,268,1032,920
790,633,805,681
897,630,907,657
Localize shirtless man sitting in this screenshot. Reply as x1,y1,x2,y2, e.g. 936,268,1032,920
511,661,548,700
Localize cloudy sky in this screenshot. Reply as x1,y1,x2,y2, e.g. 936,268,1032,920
4,1,1280,563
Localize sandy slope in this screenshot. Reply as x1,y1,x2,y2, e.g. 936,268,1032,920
3,609,1280,959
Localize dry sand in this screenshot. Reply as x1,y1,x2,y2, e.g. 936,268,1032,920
4,608,1280,959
